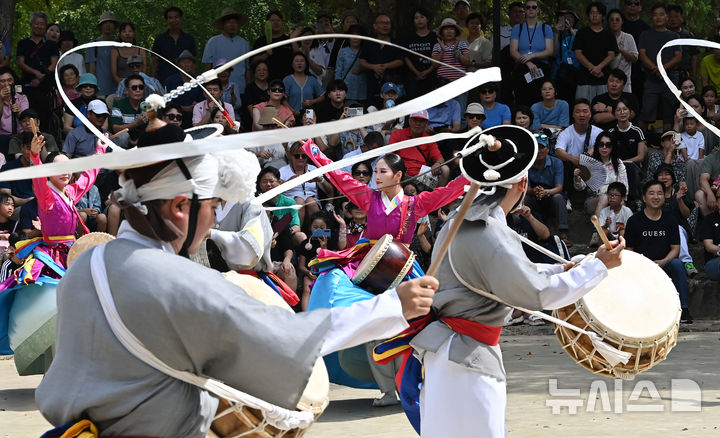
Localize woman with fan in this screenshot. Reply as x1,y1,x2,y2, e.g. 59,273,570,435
573,131,628,217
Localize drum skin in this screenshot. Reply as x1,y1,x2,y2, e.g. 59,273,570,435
353,234,415,295
211,272,329,438
552,251,681,380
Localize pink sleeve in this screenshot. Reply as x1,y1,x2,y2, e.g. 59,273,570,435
30,152,54,212
414,175,469,217
67,142,106,203
301,139,373,211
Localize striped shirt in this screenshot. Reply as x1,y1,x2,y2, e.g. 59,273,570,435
432,40,469,81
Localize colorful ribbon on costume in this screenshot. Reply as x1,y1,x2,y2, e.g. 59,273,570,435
235,270,299,307
373,315,503,434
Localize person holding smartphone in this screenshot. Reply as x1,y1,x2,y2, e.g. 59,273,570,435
0,68,29,158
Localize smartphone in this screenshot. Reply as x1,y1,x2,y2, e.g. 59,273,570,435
347,107,364,117
311,228,331,238
14,85,22,95
305,108,314,119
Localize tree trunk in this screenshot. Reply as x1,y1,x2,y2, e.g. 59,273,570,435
0,0,17,48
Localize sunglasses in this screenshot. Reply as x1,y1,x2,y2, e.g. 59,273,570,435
293,154,308,159
92,113,109,119
166,113,183,121
353,170,371,176
534,133,549,141
80,84,96,89
270,87,285,93
129,84,145,91
465,113,484,119
598,141,613,148
525,4,538,9
479,88,495,94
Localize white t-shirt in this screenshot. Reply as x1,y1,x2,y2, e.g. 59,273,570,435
598,205,633,236
555,125,603,157
679,131,705,160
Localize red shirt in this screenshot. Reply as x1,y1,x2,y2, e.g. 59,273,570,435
388,128,443,177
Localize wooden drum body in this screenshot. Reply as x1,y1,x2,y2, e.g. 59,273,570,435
552,251,681,380
352,234,415,295
210,273,329,438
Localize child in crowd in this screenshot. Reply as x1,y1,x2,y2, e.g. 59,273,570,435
592,181,633,246
75,184,108,233
0,193,17,250
297,211,343,311
0,232,27,283
344,202,367,248
679,116,705,161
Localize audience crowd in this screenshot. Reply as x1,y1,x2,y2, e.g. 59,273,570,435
3,1,720,325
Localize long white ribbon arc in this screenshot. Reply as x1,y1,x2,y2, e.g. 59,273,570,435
658,38,720,139
3,67,500,182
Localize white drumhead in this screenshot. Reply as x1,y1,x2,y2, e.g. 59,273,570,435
581,250,680,341
222,272,329,412
354,234,393,280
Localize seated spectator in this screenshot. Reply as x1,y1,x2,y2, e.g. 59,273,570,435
432,18,470,110
647,129,685,184
403,8,438,100
592,181,633,246
257,166,307,246
280,141,333,229
466,13,493,71
63,73,101,135
283,52,325,117
366,82,405,140
388,110,450,187
111,74,147,147
342,131,384,180
210,107,237,135
625,179,691,323
0,67,29,156
64,100,109,158
526,131,570,244
700,38,720,92
110,22,145,86
192,79,235,127
608,97,646,203
679,78,696,101
574,131,628,216
359,13,405,101
512,105,534,131
314,79,347,124
699,208,720,281
655,164,697,276
0,132,37,208
114,55,163,99
18,197,40,237
56,30,85,75
344,201,367,248
440,102,486,168
57,64,81,105
530,79,570,131
673,94,718,152
679,116,705,161
427,99,462,133
247,106,288,169
213,58,242,115
268,216,297,294
607,9,638,93
76,184,107,232
165,50,203,128
160,102,184,127
554,99,602,200
334,25,367,103
0,193,17,244
251,80,295,131
9,109,58,160
702,85,720,126
590,69,639,131
242,61,269,120
695,147,720,217
478,82,511,128
337,105,368,158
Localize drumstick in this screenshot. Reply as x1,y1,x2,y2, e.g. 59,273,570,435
426,181,481,277
108,128,129,140
29,118,38,137
590,215,613,250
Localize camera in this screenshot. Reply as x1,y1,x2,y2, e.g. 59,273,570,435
347,107,363,117
311,228,332,238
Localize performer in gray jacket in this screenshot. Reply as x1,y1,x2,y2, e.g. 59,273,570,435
411,126,625,437
35,124,438,437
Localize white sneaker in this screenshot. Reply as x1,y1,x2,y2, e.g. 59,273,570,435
524,315,545,326
566,199,572,212
504,315,524,326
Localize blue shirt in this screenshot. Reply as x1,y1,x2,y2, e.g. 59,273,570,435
335,46,367,101
165,73,204,107
530,100,570,131
282,75,324,113
427,100,461,129
85,38,117,96
64,125,105,158
0,158,33,199
202,34,250,93
511,22,553,56
481,102,511,129
528,154,564,188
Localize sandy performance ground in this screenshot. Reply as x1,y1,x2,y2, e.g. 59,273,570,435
1,333,718,437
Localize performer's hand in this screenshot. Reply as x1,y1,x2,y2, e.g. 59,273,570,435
562,261,576,271
396,276,438,320
595,236,625,270
30,134,45,156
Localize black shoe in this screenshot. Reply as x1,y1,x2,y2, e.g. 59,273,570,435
680,308,693,324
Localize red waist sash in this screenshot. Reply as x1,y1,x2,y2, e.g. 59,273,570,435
439,316,503,346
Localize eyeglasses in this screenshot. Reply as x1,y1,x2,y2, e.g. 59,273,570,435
598,141,613,148
166,113,183,121
293,154,307,159
525,5,538,9
479,88,495,94
607,193,622,198
353,170,371,176
270,87,285,93
129,84,145,91
465,113,484,119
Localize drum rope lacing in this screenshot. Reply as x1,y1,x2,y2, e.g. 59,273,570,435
89,244,315,433
446,242,632,367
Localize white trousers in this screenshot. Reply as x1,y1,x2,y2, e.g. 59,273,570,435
419,337,507,438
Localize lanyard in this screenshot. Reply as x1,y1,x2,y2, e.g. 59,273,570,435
524,23,539,53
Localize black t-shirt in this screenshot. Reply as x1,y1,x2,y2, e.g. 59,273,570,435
698,211,720,262
403,31,438,72
591,92,639,131
252,35,293,81
572,27,618,85
18,198,38,231
16,37,59,84
314,99,345,123
622,18,651,43
359,40,405,99
625,210,680,261
609,123,645,161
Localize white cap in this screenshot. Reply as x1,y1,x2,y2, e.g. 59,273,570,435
87,99,109,115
